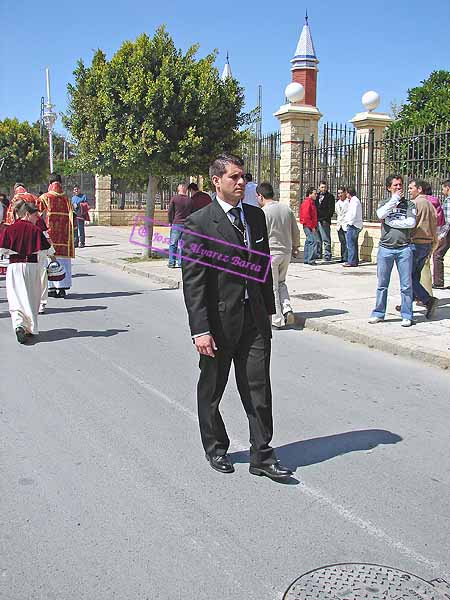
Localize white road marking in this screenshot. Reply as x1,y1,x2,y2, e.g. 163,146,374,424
88,348,449,578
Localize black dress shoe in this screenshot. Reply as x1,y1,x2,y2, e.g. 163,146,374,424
249,462,293,480
15,327,27,344
206,454,235,474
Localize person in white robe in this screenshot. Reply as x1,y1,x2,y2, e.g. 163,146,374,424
0,202,55,343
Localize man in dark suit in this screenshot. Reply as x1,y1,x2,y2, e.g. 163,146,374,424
181,154,293,481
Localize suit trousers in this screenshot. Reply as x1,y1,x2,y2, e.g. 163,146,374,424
197,303,276,466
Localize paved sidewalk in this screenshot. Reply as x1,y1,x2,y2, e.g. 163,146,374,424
78,225,450,369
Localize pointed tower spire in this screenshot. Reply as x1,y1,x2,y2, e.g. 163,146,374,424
221,51,232,81
290,14,319,106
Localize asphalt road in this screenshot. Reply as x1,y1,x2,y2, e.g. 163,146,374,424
1,257,449,600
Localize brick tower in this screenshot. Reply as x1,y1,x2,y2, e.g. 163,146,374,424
290,12,319,107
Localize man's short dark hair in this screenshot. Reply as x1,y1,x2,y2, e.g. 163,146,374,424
256,182,274,199
14,182,25,190
245,173,253,182
319,180,327,186
347,186,357,196
411,179,428,194
423,182,432,195
306,186,316,196
337,187,347,193
188,183,199,192
209,154,244,179
442,179,450,187
49,173,62,184
385,174,403,190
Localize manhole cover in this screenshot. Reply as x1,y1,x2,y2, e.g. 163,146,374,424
283,563,450,599
292,293,331,301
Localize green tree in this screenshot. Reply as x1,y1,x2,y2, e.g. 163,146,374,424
0,118,48,188
64,26,245,256
385,71,450,178
388,70,450,132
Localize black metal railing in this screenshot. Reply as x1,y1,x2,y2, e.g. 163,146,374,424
239,131,281,197
298,123,450,221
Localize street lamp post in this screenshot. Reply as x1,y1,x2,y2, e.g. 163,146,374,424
43,68,57,173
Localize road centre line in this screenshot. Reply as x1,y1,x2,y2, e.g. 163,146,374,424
86,347,448,577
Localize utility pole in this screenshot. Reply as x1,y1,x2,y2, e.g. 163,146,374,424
42,68,57,173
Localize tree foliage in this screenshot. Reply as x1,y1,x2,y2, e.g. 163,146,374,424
385,71,450,180
0,118,48,187
387,70,450,133
64,26,245,183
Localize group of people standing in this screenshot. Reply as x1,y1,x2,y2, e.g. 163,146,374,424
369,176,449,327
0,174,84,343
299,181,363,266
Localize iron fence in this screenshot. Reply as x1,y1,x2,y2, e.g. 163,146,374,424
28,173,95,204
299,123,450,221
110,176,191,210
239,132,281,197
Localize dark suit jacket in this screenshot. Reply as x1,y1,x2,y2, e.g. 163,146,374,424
182,199,275,348
315,191,336,223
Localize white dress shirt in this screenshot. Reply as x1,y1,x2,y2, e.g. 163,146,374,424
344,196,363,229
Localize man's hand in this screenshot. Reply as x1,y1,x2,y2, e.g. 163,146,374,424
194,334,218,358
292,247,299,258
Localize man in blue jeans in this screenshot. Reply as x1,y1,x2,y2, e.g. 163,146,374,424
167,183,192,268
369,175,416,327
343,187,363,267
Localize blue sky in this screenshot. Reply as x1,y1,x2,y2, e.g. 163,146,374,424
1,0,449,136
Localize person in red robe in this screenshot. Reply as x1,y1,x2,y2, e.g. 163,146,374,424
5,183,38,225
0,202,55,343
38,173,74,298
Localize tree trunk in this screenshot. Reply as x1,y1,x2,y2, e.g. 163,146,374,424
142,173,159,259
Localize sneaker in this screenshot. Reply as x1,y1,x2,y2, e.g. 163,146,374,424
401,319,412,327
425,297,438,319
38,305,46,314
368,316,384,324
284,311,295,326
167,264,175,268
432,283,444,289
15,327,27,344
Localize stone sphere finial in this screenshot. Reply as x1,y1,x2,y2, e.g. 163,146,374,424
285,82,305,103
362,90,380,112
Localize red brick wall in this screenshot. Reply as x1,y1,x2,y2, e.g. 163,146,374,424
292,69,317,107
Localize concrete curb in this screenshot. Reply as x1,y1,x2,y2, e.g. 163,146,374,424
86,254,449,371
87,256,181,289
300,317,449,370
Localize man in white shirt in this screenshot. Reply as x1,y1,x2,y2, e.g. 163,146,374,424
343,187,363,267
335,187,349,262
243,173,259,207
257,182,300,328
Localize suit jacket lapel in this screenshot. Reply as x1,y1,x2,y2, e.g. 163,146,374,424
211,200,247,255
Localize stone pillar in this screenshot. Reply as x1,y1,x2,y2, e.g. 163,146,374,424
349,111,392,217
349,111,392,143
93,174,112,225
274,103,322,212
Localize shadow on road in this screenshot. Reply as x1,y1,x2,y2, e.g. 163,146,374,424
288,308,348,330
29,328,128,343
43,305,107,315
81,243,120,248
72,273,95,278
67,291,143,300
229,429,402,470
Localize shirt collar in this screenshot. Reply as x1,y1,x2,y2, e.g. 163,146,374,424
216,195,244,215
